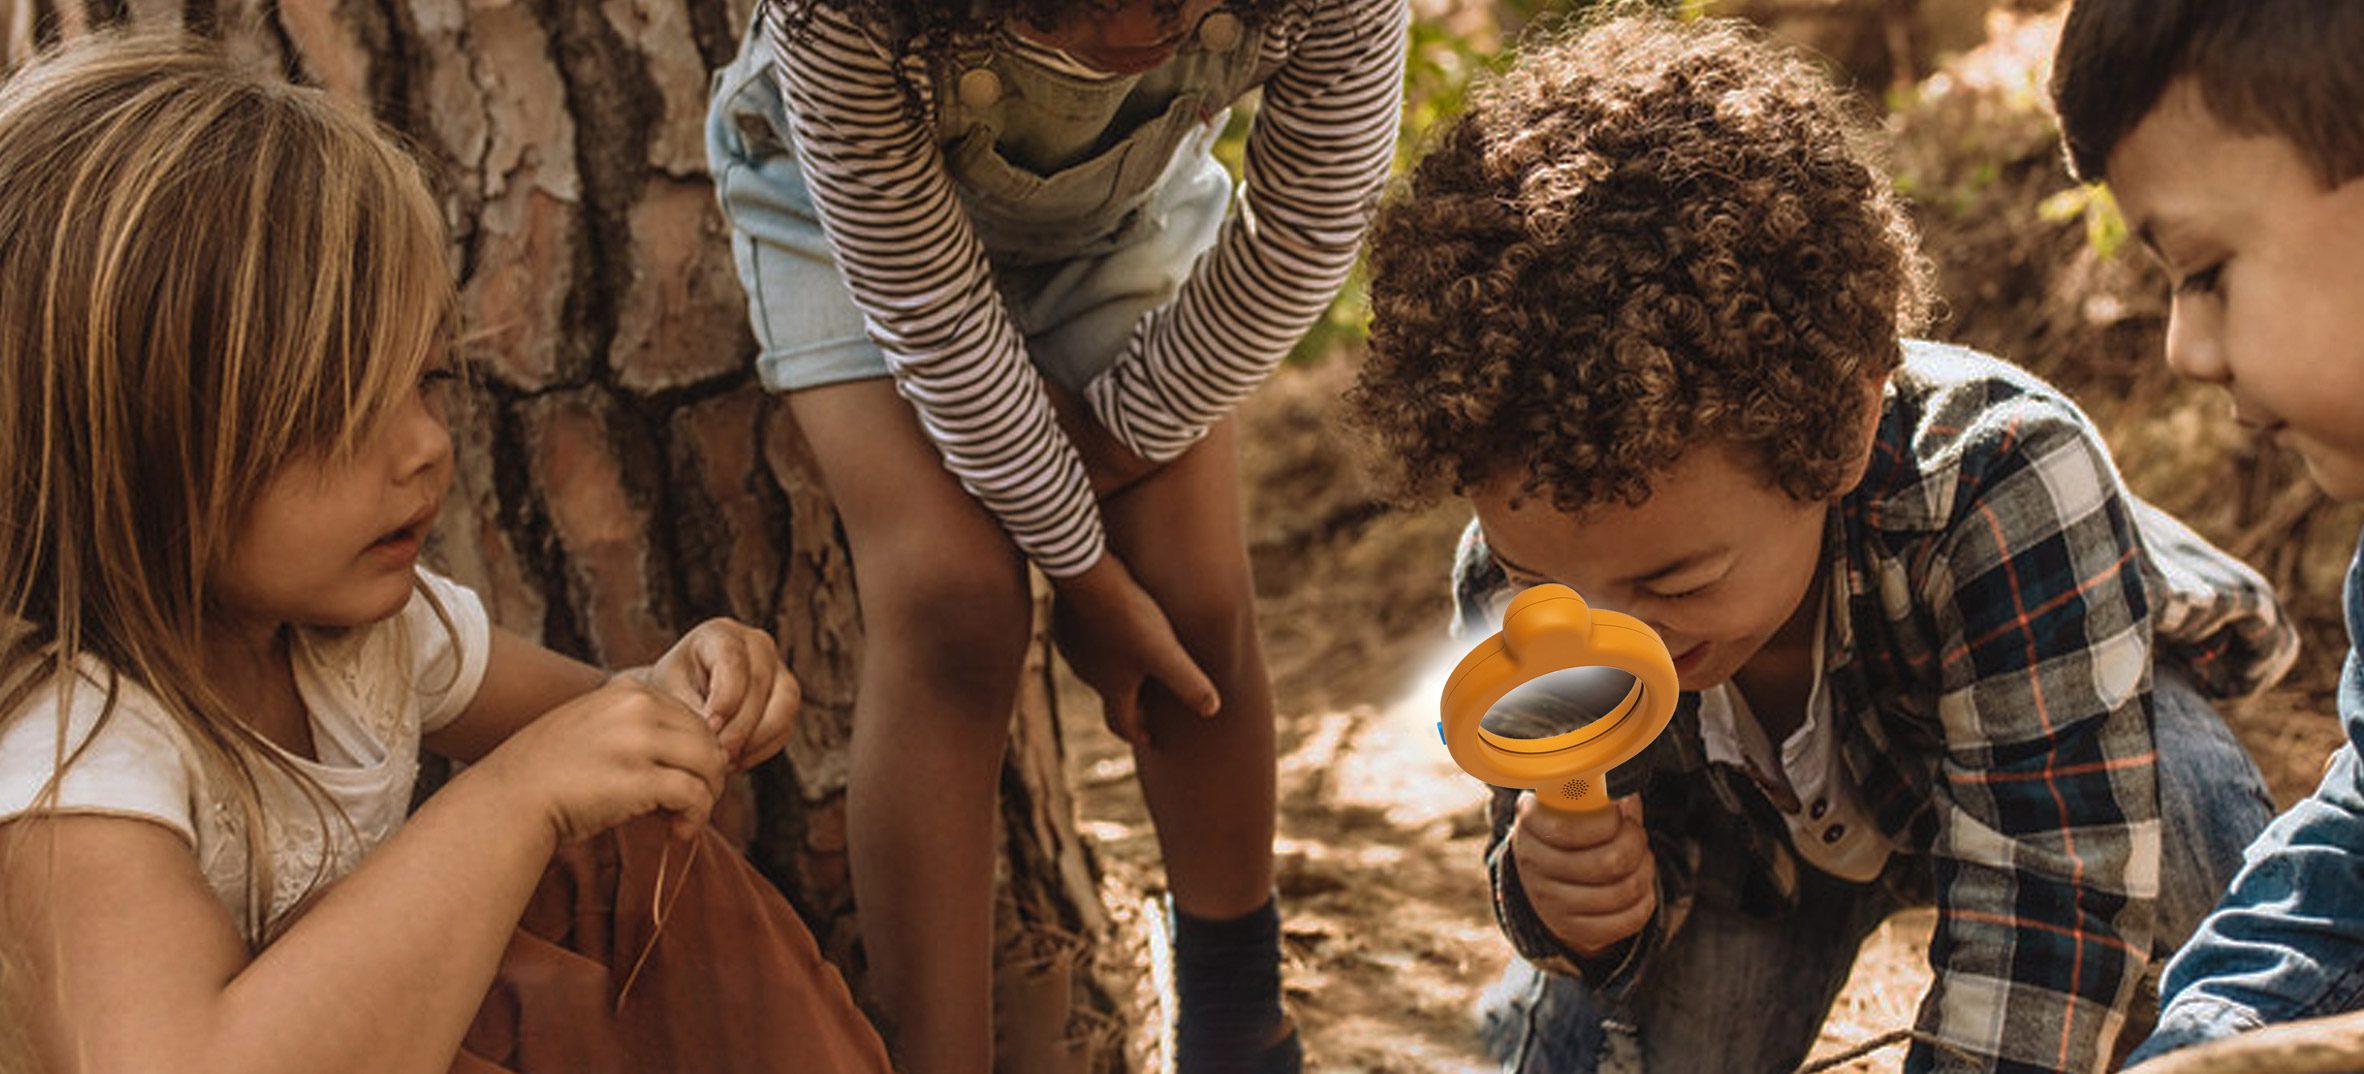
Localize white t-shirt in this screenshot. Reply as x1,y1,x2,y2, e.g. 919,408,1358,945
0,569,491,943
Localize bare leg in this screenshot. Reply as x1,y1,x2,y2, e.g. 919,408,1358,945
1096,421,1291,1070
786,379,1034,1074
1099,420,1278,922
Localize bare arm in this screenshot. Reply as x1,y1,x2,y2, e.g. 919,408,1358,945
2,777,549,1074
3,678,725,1074
423,625,605,765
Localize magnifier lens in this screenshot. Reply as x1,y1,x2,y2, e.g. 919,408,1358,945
1477,665,1642,740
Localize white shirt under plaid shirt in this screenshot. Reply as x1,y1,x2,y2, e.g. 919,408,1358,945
1455,342,2300,1074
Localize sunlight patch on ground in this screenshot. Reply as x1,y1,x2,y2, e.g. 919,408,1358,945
1288,639,1492,829
1810,910,1941,1070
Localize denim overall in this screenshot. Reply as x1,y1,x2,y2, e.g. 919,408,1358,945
705,7,1275,394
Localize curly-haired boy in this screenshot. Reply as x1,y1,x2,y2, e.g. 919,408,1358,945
2050,0,2364,1065
1347,15,2300,1073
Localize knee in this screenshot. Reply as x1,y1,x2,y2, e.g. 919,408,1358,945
2150,670,2269,805
2150,670,2274,935
1154,568,1262,685
1476,959,1607,1072
858,546,1033,707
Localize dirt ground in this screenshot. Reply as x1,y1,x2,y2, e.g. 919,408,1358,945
1062,352,2355,1074
1054,10,2362,1073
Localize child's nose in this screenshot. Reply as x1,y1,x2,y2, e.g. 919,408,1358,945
2163,299,2230,386
394,396,455,483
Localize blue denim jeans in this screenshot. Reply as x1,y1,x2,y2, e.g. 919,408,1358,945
2128,533,2364,1064
1477,671,2273,1074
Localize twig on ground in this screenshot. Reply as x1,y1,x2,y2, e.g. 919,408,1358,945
1796,1028,1983,1073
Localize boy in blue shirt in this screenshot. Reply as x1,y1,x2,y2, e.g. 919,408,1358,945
2050,0,2364,1062
1348,14,2302,1073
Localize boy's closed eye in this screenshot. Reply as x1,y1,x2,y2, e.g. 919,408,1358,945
2136,222,2226,300
1488,554,1717,603
1646,579,1714,602
2175,262,2225,297
1494,559,1548,588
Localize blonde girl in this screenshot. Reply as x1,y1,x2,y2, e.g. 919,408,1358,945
0,35,892,1074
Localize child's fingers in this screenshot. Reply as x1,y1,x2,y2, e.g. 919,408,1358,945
737,668,802,770
1102,680,1151,751
623,695,731,797
643,659,702,714
1535,884,1658,957
1514,825,1650,890
1516,793,1633,853
713,640,771,754
698,630,750,729
1523,851,1657,918
647,766,718,819
1138,625,1220,719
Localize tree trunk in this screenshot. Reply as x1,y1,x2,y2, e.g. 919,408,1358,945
3,2,1128,1070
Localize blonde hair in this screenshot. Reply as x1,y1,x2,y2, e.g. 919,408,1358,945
0,33,455,945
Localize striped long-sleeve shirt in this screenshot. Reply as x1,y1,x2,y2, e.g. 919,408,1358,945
767,0,1408,577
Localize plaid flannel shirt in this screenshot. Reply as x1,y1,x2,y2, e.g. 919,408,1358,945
1458,343,2299,1074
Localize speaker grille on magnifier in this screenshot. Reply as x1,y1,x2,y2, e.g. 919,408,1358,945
1560,778,1589,800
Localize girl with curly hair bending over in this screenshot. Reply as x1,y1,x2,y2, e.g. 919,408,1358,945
1347,15,2299,1074
705,0,1407,1070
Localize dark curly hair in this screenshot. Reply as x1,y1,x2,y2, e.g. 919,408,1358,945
1346,13,1930,516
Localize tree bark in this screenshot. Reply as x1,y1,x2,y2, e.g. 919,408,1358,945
4,2,1128,1070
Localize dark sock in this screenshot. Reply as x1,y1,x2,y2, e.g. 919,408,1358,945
1172,893,1289,1073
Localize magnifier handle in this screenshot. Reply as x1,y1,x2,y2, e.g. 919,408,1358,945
1533,770,1615,812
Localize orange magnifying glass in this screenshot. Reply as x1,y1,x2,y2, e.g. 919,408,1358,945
1439,584,1678,811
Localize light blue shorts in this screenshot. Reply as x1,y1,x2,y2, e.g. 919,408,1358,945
703,34,1234,395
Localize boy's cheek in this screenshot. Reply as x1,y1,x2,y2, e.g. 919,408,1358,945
2292,439,2364,503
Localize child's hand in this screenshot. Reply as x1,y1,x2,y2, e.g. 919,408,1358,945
1511,793,1658,957
640,618,802,771
472,676,729,844
1051,554,1220,750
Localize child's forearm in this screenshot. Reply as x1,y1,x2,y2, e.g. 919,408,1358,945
202,766,557,1074
424,626,608,764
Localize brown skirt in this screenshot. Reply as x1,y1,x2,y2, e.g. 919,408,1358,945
451,817,895,1074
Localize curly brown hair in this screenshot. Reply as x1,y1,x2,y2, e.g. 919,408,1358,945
1346,13,1930,515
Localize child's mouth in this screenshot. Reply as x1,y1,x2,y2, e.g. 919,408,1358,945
368,504,439,558
366,525,424,563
